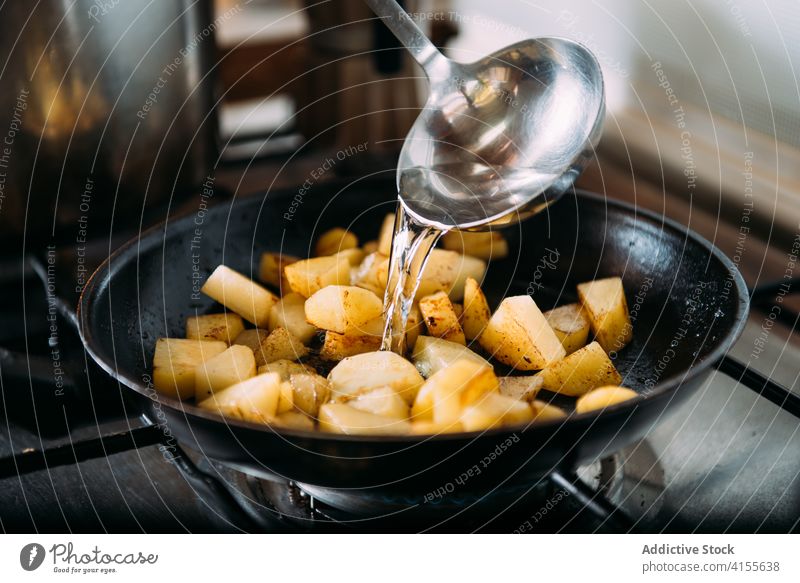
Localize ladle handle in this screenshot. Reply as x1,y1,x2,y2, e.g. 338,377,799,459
362,0,452,79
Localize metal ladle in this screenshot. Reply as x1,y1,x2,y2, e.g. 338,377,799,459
363,0,605,230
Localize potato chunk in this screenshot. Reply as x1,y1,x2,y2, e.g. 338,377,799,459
377,213,395,256
539,341,622,397
460,392,534,432
331,247,365,266
409,420,463,434
276,380,294,414
416,249,486,301
577,277,633,353
195,345,257,401
419,291,466,345
318,403,410,435
268,293,317,344
258,252,298,291
327,351,424,404
288,373,330,417
186,313,245,345
201,265,278,327
197,372,282,423
531,400,568,422
351,252,388,296
258,359,315,380
441,231,509,260
412,359,499,425
461,277,491,340
320,330,382,361
575,386,638,414
478,295,565,370
272,411,315,431
304,285,383,334
411,336,489,378
498,374,543,402
543,303,591,354
283,256,350,298
152,338,227,400
314,227,359,257
349,386,409,420
257,327,309,364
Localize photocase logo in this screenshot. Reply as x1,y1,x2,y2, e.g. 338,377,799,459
20,543,46,571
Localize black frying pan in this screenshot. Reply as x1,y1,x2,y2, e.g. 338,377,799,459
78,177,749,496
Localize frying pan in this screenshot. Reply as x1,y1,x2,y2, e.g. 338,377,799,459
78,176,749,497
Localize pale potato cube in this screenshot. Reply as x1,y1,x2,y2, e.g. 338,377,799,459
409,420,464,435
331,247,365,266
152,338,227,400
283,256,350,298
314,227,359,257
257,327,309,364
416,250,486,301
195,345,257,401
318,403,410,435
498,374,543,402
351,252,388,296
201,265,278,327
234,328,267,352
288,373,330,417
272,411,315,431
320,330,382,361
197,372,282,423
349,386,409,420
478,295,565,370
575,386,638,414
276,380,294,414
258,359,315,380
404,303,423,352
268,293,317,344
419,291,466,345
377,213,396,256
577,277,633,353
419,359,499,425
544,303,591,354
460,392,534,432
441,230,509,260
186,313,245,345
411,336,489,378
327,351,424,404
258,252,298,291
462,277,491,340
304,285,383,334
539,341,622,397
531,400,568,422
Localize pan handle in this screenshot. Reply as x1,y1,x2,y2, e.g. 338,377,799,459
714,355,800,419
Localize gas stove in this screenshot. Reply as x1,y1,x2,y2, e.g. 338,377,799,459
1,154,798,534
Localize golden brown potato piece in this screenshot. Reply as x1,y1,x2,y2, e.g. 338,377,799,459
409,420,464,434
197,372,282,423
460,392,534,432
349,386,409,420
577,277,633,353
498,374,543,402
531,400,568,422
404,303,423,352
362,240,378,255
411,336,489,378
413,359,499,425
419,291,466,345
441,231,509,260
328,351,425,404
257,359,315,380
314,227,359,257
258,252,298,291
186,313,245,345
461,277,491,341
283,256,350,298
575,385,638,414
377,213,396,256
320,330,382,361
201,265,278,328
415,249,486,301
543,303,591,354
257,327,309,365
331,247,365,267
195,345,257,401
318,403,410,435
304,285,383,334
268,293,317,344
152,338,227,400
288,373,330,417
539,341,622,397
478,295,565,371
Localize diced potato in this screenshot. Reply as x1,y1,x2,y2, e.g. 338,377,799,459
272,411,315,431
419,291,466,345
314,227,359,257
416,249,486,301
577,277,633,353
197,372,282,423
478,295,565,371
186,313,245,345
304,285,383,334
318,403,410,435
575,386,638,414
544,303,591,354
257,327,309,365
258,359,314,380
276,380,294,414
498,374,543,402
288,373,330,417
404,303,423,352
234,328,267,351
414,359,499,425
349,386,409,420
409,420,464,435
377,213,395,256
320,330,382,360
201,265,278,327
441,231,509,260
351,252,388,296
531,400,568,422
452,303,463,318
152,338,227,400
539,341,622,397
411,336,489,378
259,252,298,291
461,277,491,341
283,256,350,298
362,240,378,254
328,351,424,404
195,345,257,401
460,392,534,432
332,247,365,266
268,293,317,344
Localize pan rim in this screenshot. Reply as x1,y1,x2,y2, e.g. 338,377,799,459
77,185,750,443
